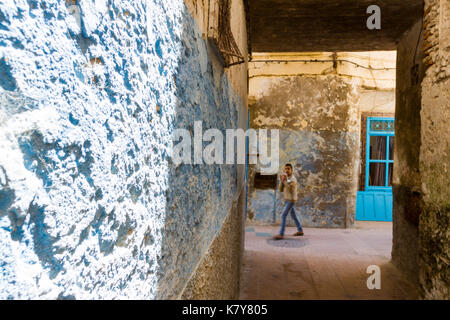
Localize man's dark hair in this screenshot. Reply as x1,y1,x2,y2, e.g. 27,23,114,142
285,163,293,169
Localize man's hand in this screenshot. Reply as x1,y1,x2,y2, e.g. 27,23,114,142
280,173,287,182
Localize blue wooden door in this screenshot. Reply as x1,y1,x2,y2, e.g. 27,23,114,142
356,118,394,221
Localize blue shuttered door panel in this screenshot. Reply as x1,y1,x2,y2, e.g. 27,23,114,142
385,193,393,221
364,192,375,220
356,191,393,221
356,192,365,219
374,193,385,219
356,117,394,222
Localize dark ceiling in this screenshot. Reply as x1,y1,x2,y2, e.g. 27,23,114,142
246,0,424,52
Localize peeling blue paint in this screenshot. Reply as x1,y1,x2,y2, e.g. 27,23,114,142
0,0,245,299
0,186,15,216
28,201,63,279
68,113,79,126
0,57,17,91
155,39,163,58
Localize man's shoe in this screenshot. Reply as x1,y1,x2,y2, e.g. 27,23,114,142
273,235,284,240
293,231,304,236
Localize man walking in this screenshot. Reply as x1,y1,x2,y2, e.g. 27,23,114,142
274,163,304,240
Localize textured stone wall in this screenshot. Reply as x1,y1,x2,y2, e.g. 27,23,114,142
160,0,249,300
247,75,360,228
418,0,449,300
0,0,247,299
391,19,424,288
393,0,450,299
180,191,245,299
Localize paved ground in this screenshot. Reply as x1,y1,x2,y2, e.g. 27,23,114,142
239,221,419,300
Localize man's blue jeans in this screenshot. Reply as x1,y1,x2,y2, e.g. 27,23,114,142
279,201,303,236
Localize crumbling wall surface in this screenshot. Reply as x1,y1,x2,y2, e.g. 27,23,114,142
248,75,360,228
418,0,450,300
0,0,247,299
180,192,245,299
391,19,425,288
163,0,248,300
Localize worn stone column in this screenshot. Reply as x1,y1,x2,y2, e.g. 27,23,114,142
418,0,450,300
392,19,425,287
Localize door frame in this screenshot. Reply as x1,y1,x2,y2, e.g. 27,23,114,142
356,116,395,222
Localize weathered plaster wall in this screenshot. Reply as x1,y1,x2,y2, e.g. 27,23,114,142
180,191,245,299
391,19,424,289
393,0,449,299
392,21,424,283
0,0,248,299
166,0,249,300
247,75,360,228
247,52,396,228
250,51,397,114
418,0,449,300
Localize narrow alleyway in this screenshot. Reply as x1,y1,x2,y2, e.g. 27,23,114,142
240,222,418,299
0,0,448,300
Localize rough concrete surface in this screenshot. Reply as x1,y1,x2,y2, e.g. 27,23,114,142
391,19,425,288
247,75,360,228
418,0,450,300
0,0,248,299
180,191,245,299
